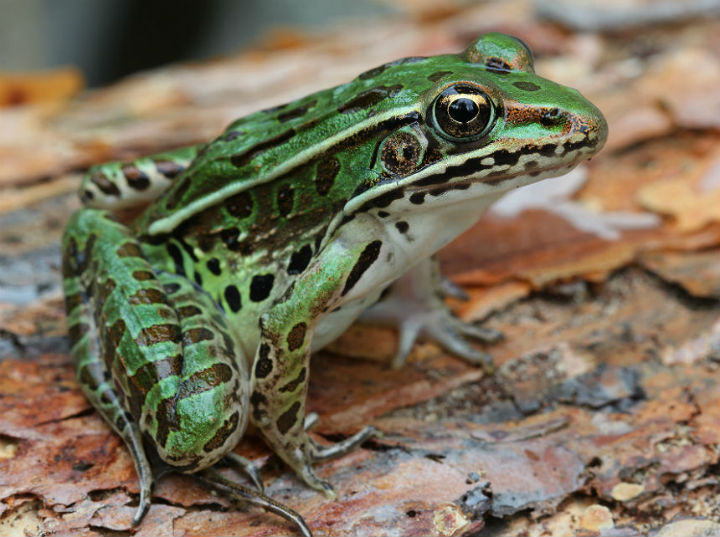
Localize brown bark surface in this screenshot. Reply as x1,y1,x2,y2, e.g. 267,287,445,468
1,1,720,535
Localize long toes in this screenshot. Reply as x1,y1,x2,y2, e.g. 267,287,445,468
304,412,319,431
310,425,380,461
298,464,336,499
392,320,422,369
132,498,151,527
457,322,504,343
224,453,265,493
441,277,470,300
428,325,495,370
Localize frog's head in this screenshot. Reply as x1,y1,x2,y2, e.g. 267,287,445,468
347,33,607,214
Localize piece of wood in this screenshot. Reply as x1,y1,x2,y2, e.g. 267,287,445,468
1,2,720,536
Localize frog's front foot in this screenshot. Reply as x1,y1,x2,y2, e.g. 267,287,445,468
361,257,503,370
284,425,380,497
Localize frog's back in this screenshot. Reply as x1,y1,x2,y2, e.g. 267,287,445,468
139,55,467,236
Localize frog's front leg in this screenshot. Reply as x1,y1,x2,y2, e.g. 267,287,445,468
360,256,503,370
250,239,380,494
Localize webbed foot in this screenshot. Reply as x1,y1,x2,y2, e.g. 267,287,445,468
360,256,504,370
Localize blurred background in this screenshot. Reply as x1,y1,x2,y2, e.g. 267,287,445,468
1,0,393,87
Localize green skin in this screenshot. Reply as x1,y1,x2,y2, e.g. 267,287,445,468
62,33,607,535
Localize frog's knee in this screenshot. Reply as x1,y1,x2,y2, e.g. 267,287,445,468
152,385,248,471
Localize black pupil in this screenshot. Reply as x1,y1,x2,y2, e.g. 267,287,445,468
448,98,479,123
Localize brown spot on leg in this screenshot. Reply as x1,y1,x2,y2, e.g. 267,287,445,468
286,322,307,351
254,343,273,379
135,323,182,347
276,401,301,435
279,367,306,393
122,165,150,191
89,171,121,197
182,327,214,346
128,288,166,305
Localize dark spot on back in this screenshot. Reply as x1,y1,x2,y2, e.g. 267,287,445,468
230,129,295,168
513,81,541,92
287,245,312,275
409,192,425,205
206,258,221,276
166,243,185,276
222,130,244,142
358,64,388,80
338,85,403,114
224,285,242,313
250,274,274,302
276,185,294,217
277,99,316,123
316,157,340,196
226,191,254,219
427,70,452,82
395,221,409,233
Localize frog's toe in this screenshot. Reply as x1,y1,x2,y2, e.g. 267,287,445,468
391,319,422,369
223,452,265,493
427,322,495,371
297,462,336,498
131,495,151,527
304,412,319,431
455,322,504,343
440,276,470,300
309,425,380,461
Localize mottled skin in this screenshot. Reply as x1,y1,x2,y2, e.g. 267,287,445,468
63,33,607,535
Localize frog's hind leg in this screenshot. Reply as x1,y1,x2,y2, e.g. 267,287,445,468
80,144,202,209
62,208,248,523
62,210,155,524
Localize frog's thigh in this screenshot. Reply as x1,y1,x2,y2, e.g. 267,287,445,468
151,271,250,471
250,239,382,492
63,209,248,477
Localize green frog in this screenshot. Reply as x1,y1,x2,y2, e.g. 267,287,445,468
62,33,607,535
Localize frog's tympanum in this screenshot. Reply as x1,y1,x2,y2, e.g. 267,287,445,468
62,34,607,535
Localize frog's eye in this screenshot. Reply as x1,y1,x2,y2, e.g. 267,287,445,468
431,83,495,141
